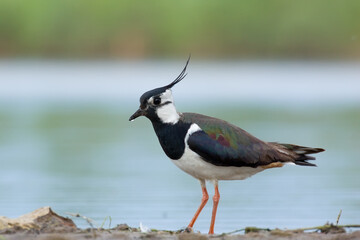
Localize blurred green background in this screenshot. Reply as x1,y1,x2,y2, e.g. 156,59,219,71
0,0,359,233
1,0,360,59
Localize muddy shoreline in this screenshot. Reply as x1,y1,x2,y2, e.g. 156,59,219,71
1,207,359,240
2,227,360,240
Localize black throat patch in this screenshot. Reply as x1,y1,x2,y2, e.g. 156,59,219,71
151,120,191,160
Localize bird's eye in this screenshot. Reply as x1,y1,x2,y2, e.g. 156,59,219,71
153,97,161,105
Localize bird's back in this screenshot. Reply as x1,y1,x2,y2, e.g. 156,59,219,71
181,112,322,168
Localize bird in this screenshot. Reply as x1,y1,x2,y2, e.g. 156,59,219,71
129,57,324,234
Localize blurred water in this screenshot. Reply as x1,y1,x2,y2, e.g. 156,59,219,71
0,60,359,233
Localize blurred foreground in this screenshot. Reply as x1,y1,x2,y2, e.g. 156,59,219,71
1,207,359,239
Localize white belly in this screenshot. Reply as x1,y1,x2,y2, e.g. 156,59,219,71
171,146,264,181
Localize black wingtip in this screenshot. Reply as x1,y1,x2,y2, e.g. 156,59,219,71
294,160,317,167
164,54,191,89
273,143,324,167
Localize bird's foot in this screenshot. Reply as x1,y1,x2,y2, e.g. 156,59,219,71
177,227,193,233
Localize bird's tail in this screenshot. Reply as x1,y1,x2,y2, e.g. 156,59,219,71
272,143,325,167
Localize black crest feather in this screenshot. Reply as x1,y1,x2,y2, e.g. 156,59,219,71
164,55,191,89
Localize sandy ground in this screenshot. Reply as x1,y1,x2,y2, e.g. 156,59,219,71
1,228,360,240
1,207,359,240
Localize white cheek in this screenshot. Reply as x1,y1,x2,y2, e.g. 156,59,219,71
156,103,180,124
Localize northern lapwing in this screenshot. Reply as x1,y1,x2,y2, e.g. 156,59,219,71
129,57,324,234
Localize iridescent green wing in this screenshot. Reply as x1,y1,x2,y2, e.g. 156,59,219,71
182,113,287,167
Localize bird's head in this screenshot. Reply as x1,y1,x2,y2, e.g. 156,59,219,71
129,56,190,124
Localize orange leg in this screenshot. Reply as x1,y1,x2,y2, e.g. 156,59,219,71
208,181,220,235
187,180,209,230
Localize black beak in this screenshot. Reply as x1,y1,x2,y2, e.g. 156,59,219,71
129,108,145,121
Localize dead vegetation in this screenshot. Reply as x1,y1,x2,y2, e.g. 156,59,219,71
1,207,359,240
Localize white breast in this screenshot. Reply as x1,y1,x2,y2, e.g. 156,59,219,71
171,123,264,181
